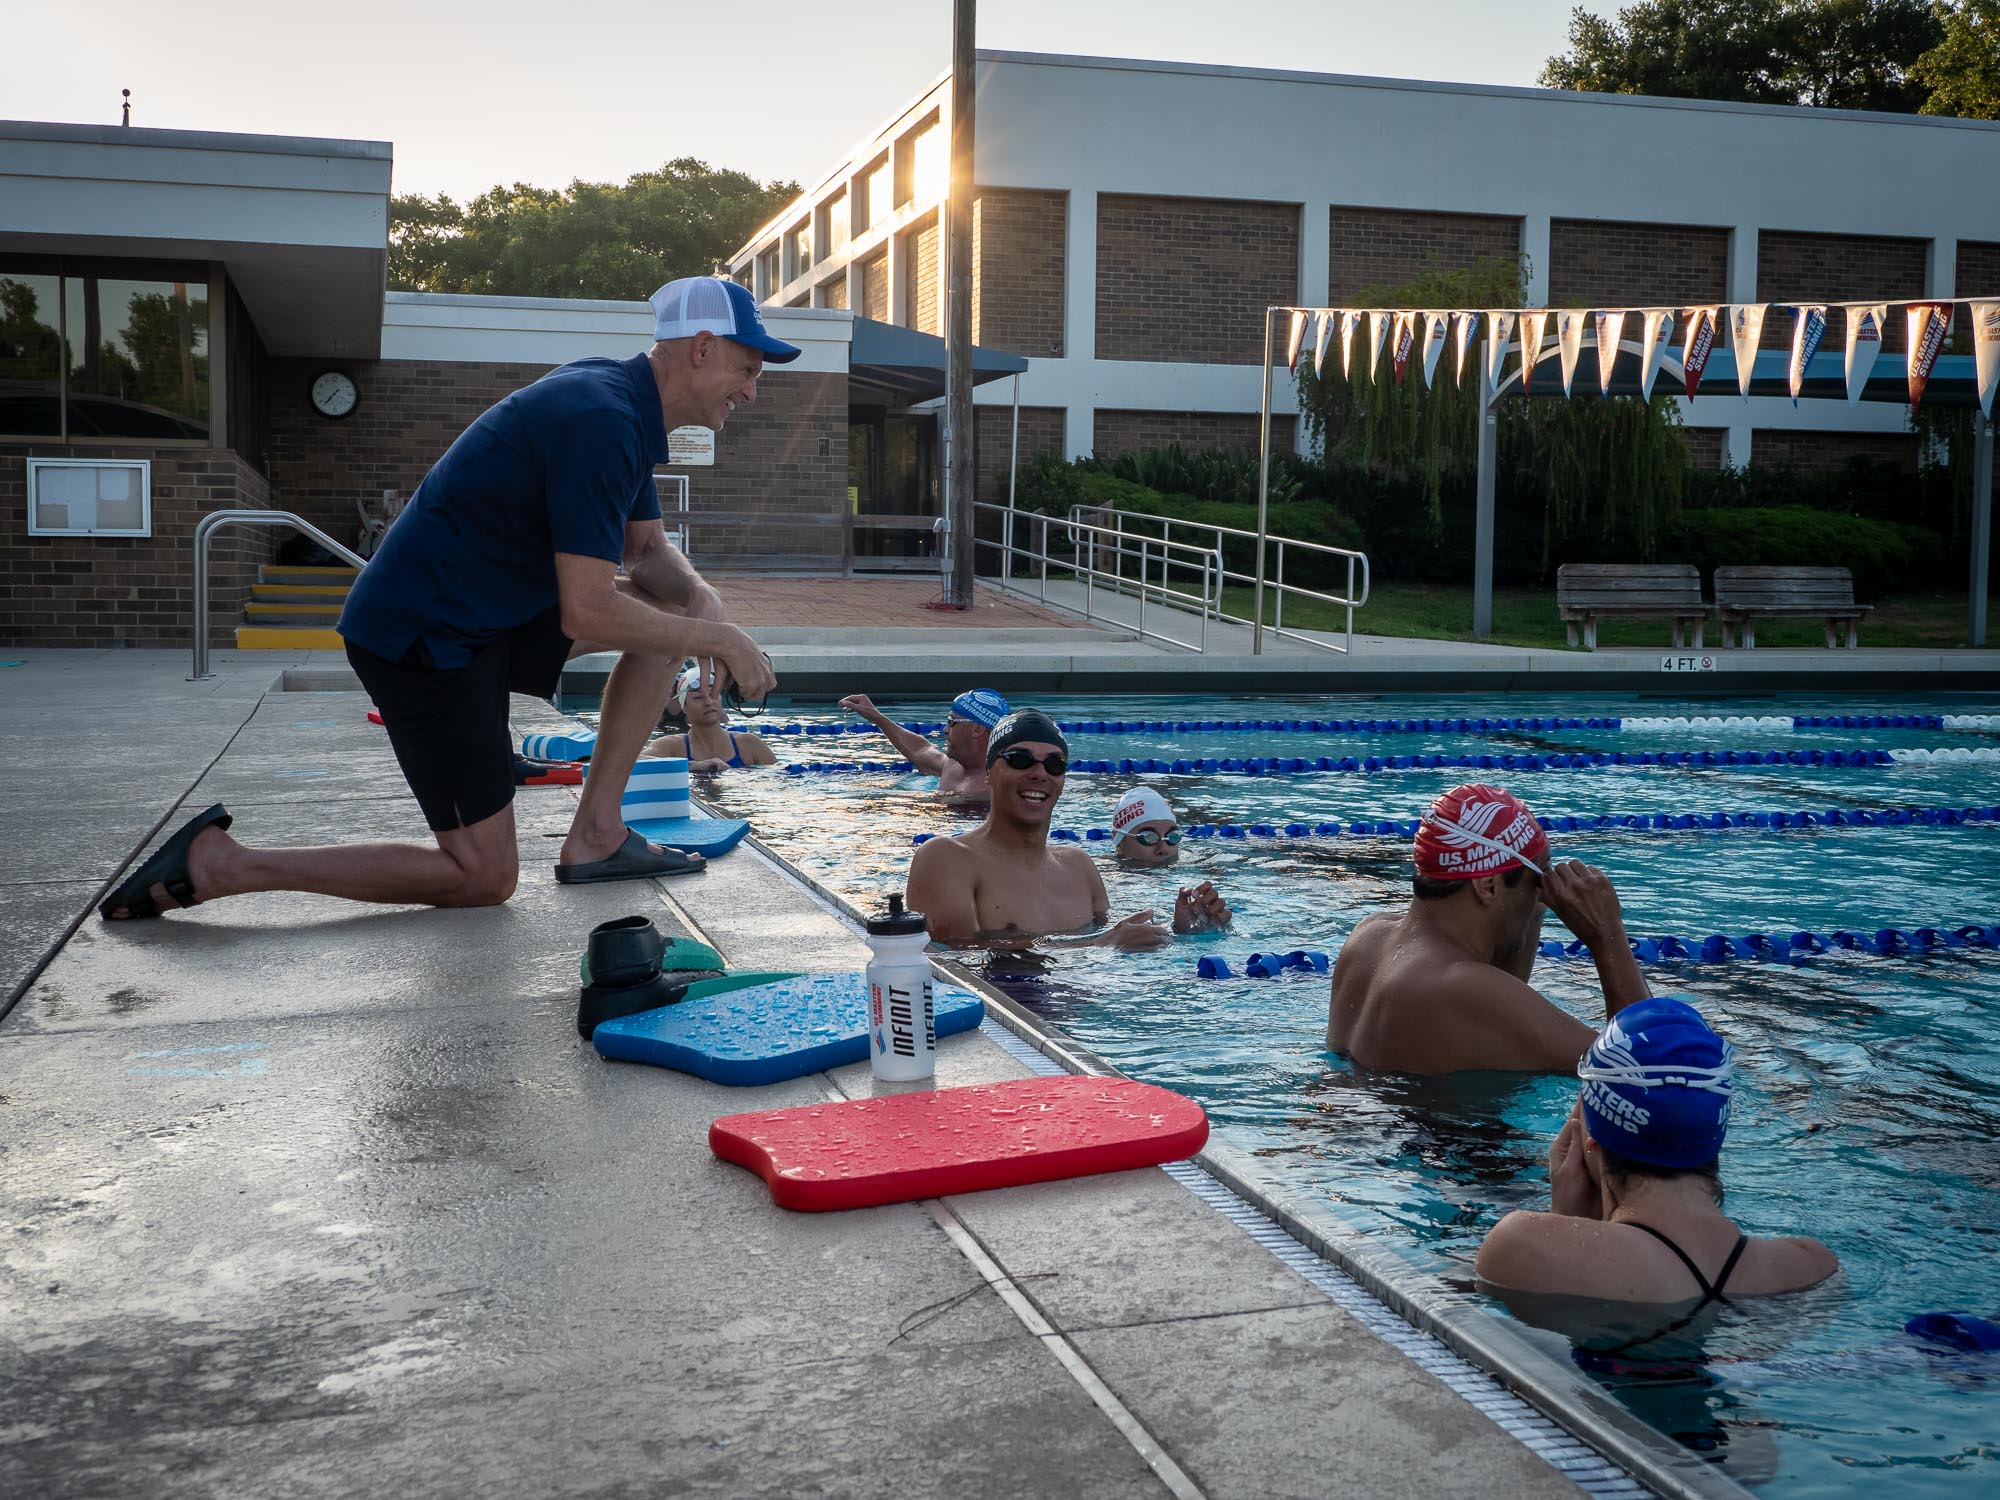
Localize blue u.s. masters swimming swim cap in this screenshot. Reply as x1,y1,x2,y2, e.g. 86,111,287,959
1577,997,1734,1169
951,688,1009,728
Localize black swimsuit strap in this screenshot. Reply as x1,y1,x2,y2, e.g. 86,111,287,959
1710,1233,1750,1299
1625,1222,1747,1307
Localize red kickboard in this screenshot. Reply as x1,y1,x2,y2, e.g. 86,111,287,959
366,708,385,726
709,1075,1209,1212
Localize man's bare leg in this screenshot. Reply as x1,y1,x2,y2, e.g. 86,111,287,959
558,644,679,867
103,805,522,917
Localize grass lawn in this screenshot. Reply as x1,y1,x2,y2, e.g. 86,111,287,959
1220,582,1989,651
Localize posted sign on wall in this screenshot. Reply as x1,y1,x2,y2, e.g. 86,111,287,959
668,427,716,467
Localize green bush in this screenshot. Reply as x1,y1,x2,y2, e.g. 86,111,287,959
1661,506,1942,597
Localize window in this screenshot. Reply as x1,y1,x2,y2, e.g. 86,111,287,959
27,458,152,536
787,220,813,280
864,156,892,230
0,258,209,441
912,123,946,203
757,246,781,300
822,189,850,257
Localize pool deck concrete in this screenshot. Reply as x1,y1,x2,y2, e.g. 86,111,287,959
0,647,1758,1500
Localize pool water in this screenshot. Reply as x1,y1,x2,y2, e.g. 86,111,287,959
655,690,2000,1496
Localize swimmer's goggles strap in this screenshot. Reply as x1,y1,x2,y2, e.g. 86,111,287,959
1421,812,1549,877
1576,1059,1736,1096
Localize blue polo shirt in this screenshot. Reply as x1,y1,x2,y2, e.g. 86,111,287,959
339,353,667,667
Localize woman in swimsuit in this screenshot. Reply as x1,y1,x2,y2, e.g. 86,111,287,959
643,663,776,772
1477,997,1838,1305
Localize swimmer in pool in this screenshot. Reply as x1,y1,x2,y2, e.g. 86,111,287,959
906,709,1231,951
1326,782,1649,1074
838,688,1007,804
644,662,775,771
1111,785,1183,866
1477,997,1838,1304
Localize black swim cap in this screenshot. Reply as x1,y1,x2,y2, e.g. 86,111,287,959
986,708,1069,767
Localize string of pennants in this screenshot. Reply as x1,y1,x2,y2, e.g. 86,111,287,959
1281,299,2000,414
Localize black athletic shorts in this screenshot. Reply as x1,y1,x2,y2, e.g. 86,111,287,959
346,607,572,832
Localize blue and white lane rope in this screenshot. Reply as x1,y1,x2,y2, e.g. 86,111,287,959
759,713,2000,739
912,802,2000,847
1196,923,2000,978
784,745,2000,778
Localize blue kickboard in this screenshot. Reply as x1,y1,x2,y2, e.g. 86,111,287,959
592,972,986,1086
629,812,751,858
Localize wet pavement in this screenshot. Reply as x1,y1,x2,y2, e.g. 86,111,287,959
2,649,1640,1500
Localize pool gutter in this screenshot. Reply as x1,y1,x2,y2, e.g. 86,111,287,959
724,815,1756,1500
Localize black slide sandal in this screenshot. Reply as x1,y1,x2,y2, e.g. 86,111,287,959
555,828,706,884
100,804,234,920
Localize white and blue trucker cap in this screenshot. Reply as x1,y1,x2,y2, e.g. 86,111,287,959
649,276,801,363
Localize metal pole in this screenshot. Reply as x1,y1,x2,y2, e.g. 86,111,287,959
1973,414,1994,648
192,513,214,681
1253,305,1275,655
944,0,977,606
1004,372,1020,585
1474,343,1498,638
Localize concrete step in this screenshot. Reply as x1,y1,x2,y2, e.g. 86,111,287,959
260,565,360,585
236,625,345,650
245,602,342,623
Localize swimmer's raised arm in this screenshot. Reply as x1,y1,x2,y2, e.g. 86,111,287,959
840,693,947,775
1541,860,1649,1021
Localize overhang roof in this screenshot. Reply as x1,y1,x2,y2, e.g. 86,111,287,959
847,316,1029,407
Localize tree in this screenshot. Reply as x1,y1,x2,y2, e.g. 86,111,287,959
1914,0,2000,117
1540,0,1948,112
390,158,800,299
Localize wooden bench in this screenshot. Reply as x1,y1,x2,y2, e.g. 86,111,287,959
1555,563,1708,650
1713,565,1871,648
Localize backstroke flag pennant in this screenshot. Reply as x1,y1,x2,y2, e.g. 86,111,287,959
1519,310,1551,393
1844,304,1888,402
1556,309,1587,396
1285,310,1309,372
1312,310,1335,375
1906,301,1952,408
1368,311,1391,382
1340,310,1362,380
1594,311,1628,397
1391,311,1417,386
1729,304,1767,398
1974,301,2000,419
1640,309,1675,400
1453,311,1480,387
1485,311,1517,389
1788,305,1827,406
1421,312,1449,388
1682,307,1718,399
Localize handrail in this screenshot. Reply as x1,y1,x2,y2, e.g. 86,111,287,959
973,500,1220,652
190,509,368,680
1066,502,1372,654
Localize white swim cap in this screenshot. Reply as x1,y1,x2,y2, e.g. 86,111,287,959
1112,786,1176,838
673,662,703,703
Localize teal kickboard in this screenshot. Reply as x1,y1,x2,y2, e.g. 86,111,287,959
628,812,750,858
591,972,985,1086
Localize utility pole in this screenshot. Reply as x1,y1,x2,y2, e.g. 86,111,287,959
943,0,977,606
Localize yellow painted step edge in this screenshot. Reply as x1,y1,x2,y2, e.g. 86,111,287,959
246,602,341,616
259,565,360,576
252,583,351,597
235,626,345,649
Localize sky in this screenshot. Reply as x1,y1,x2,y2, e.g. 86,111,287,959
11,1,1620,202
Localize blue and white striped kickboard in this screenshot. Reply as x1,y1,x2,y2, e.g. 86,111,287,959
521,726,598,761
611,757,750,857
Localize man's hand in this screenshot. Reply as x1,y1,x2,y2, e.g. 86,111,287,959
697,623,775,703
1095,911,1172,952
1541,860,1627,950
839,693,884,722
1547,1102,1603,1219
1172,881,1232,933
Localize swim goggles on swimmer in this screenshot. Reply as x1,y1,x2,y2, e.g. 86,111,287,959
1127,828,1183,846
1419,810,1549,879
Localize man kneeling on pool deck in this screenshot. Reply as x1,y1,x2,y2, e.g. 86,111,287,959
1111,785,1183,866
837,688,1008,803
1326,782,1649,1074
905,710,1232,951
1478,998,1837,1304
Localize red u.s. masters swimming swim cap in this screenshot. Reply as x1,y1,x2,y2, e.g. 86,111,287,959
1412,783,1550,880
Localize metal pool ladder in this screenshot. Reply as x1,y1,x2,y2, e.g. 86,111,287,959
189,509,369,681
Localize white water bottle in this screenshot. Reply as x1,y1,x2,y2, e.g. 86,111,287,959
866,894,936,1081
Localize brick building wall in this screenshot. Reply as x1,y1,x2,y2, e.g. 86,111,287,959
1092,410,1298,459
974,405,1066,504
821,275,849,311
1548,221,1729,310
1682,428,1726,470
860,251,889,323
1096,196,1299,364
1956,241,2000,353
0,445,271,647
1750,428,1917,473
1329,208,1521,302
1756,232,1927,350
268,359,849,575
973,189,1066,358
906,211,941,336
